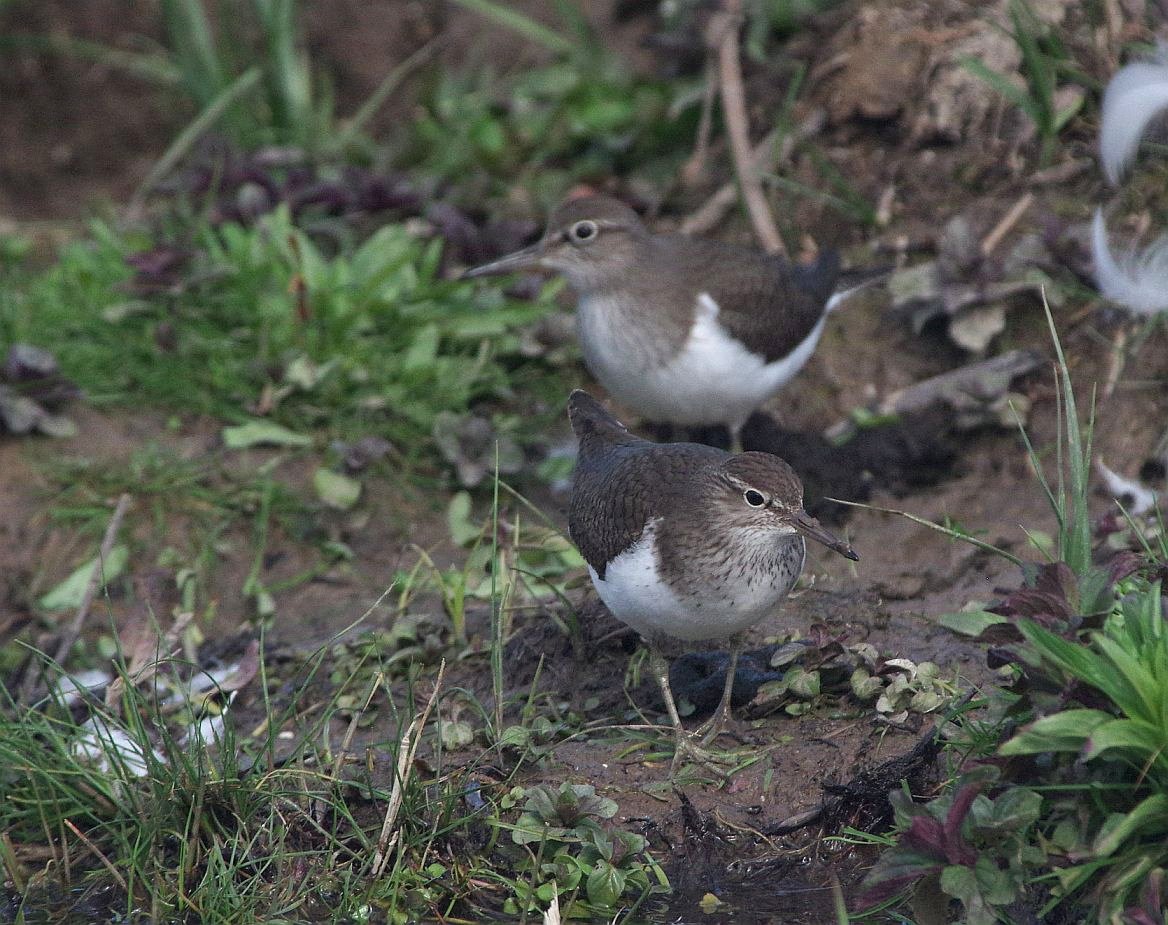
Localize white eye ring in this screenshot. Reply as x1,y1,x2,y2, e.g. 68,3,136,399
744,489,766,508
570,220,599,243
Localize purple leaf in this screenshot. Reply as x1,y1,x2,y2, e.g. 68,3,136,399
941,780,982,866
900,815,948,859
855,850,944,906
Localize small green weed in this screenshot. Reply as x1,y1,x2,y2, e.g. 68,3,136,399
400,11,696,205
854,298,1168,923
0,207,569,467
962,0,1086,166
497,781,668,918
856,765,1045,925
998,580,1168,919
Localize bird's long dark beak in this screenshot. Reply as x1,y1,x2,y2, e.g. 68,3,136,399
460,241,549,280
792,510,858,561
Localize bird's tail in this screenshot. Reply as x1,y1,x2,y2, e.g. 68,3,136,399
825,265,892,313
567,390,638,449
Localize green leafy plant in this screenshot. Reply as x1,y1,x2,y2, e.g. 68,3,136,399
999,581,1168,918
401,4,695,204
856,300,1168,923
856,765,1045,925
2,207,567,461
499,782,668,918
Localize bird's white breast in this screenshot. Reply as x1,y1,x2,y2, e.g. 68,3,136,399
577,292,825,430
589,518,791,642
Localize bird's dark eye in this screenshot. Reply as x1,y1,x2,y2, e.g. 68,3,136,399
744,489,766,508
570,220,599,243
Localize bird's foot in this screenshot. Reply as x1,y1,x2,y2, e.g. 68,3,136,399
668,730,733,776
694,703,735,747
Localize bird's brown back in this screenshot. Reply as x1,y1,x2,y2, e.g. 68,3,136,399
568,391,726,577
651,235,840,363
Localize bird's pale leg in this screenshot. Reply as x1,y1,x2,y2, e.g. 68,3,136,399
648,646,687,736
697,639,742,746
648,646,721,773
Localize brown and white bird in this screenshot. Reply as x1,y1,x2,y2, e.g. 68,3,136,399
566,389,858,767
466,195,876,447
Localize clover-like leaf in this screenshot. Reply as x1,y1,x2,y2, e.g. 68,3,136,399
851,667,884,700
585,860,627,908
314,468,362,510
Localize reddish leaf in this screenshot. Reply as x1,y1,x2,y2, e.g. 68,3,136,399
941,780,982,866
855,851,944,907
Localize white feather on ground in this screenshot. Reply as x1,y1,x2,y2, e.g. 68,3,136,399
1092,209,1168,317
1096,459,1159,517
1099,47,1168,185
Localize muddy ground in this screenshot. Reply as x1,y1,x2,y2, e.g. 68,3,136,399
3,1,1168,921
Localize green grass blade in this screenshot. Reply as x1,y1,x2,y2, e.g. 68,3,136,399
132,66,263,207
160,0,229,106
1092,636,1161,723
1041,291,1094,575
1009,398,1064,537
829,498,1024,567
961,56,1040,123
1083,719,1168,771
1091,793,1168,857
252,0,312,141
447,0,575,56
335,37,444,152
0,33,182,86
490,454,505,738
1017,620,1104,681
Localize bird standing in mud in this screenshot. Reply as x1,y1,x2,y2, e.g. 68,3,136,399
565,389,858,768
465,195,877,449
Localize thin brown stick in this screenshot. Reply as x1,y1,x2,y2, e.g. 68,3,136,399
63,819,128,893
680,109,824,237
680,59,719,187
980,192,1034,257
371,659,447,877
711,0,786,257
1100,323,1128,404
53,493,131,668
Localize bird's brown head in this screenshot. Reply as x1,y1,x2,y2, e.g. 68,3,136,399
710,453,859,560
462,195,647,291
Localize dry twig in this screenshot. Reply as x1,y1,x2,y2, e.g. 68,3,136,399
980,192,1034,258
680,59,719,187
20,493,134,703
316,670,386,823
710,0,786,256
64,819,128,893
681,109,824,237
371,659,447,877
1100,323,1128,405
